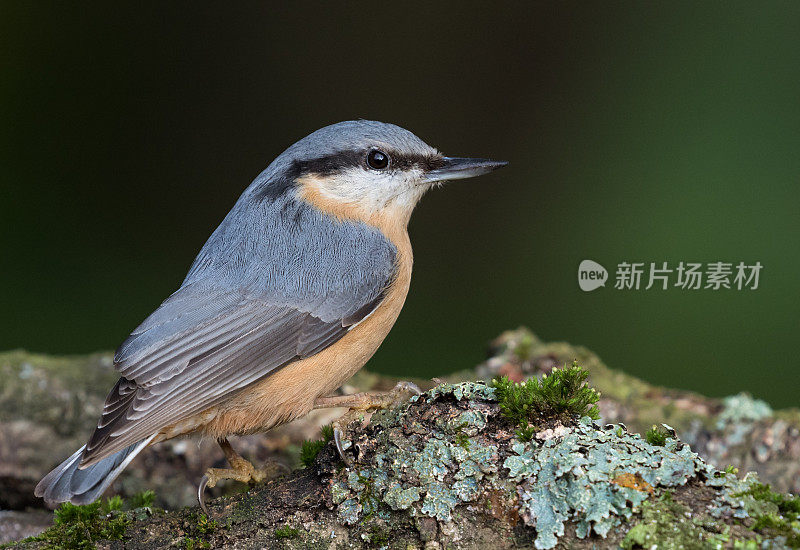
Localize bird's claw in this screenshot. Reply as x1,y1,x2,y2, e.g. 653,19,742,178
333,380,422,465
333,426,351,466
196,458,287,515
197,474,211,516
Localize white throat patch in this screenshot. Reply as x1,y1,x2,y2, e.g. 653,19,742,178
304,166,428,219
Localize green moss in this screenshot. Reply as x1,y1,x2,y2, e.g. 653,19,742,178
622,492,696,549
11,490,168,549
645,425,669,446
100,495,124,514
515,424,537,442
735,482,800,546
195,513,218,535
129,489,155,508
300,424,334,467
274,525,300,539
300,440,326,467
22,499,131,549
738,482,800,516
492,361,600,440
353,471,382,518
453,422,471,449
366,524,390,546
184,537,210,550
228,494,258,523
621,492,742,549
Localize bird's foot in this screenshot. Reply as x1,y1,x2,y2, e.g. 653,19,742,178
314,381,422,465
197,438,287,515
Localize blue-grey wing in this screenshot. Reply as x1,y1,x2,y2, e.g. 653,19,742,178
81,192,396,465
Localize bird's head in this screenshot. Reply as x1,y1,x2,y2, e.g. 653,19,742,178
258,120,507,228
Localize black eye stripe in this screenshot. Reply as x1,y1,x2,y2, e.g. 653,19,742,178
293,150,444,176
292,150,363,176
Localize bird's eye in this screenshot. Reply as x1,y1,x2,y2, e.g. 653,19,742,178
367,149,389,170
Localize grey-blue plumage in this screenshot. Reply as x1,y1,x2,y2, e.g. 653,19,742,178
35,435,156,505
87,174,397,459
35,121,424,504
34,120,507,507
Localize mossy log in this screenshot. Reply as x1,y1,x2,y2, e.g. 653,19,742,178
1,329,799,547
8,380,799,549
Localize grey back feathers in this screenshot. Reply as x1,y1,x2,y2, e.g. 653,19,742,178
37,121,431,504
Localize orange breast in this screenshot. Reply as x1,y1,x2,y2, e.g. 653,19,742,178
200,242,411,438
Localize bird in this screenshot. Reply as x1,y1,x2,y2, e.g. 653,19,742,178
35,120,507,512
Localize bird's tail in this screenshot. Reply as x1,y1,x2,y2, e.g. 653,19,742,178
34,433,156,506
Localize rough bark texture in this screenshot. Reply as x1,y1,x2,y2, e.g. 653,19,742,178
1,329,799,548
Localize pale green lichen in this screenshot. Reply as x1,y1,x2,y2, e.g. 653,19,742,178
330,380,788,549
330,480,351,505
383,483,421,510
337,498,362,525
345,469,388,519
418,380,496,403
440,409,488,435
716,392,773,429
709,471,761,519
378,424,498,522
420,481,461,521
506,419,716,548
452,443,497,480
334,382,500,525
452,477,481,501
413,438,452,484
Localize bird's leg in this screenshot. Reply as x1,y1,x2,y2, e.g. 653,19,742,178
197,438,287,515
313,381,422,410
313,381,422,465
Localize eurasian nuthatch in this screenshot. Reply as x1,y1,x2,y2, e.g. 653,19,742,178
35,120,507,511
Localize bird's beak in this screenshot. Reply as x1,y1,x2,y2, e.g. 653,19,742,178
423,157,508,183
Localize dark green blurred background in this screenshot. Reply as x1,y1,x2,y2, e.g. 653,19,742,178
2,3,798,407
